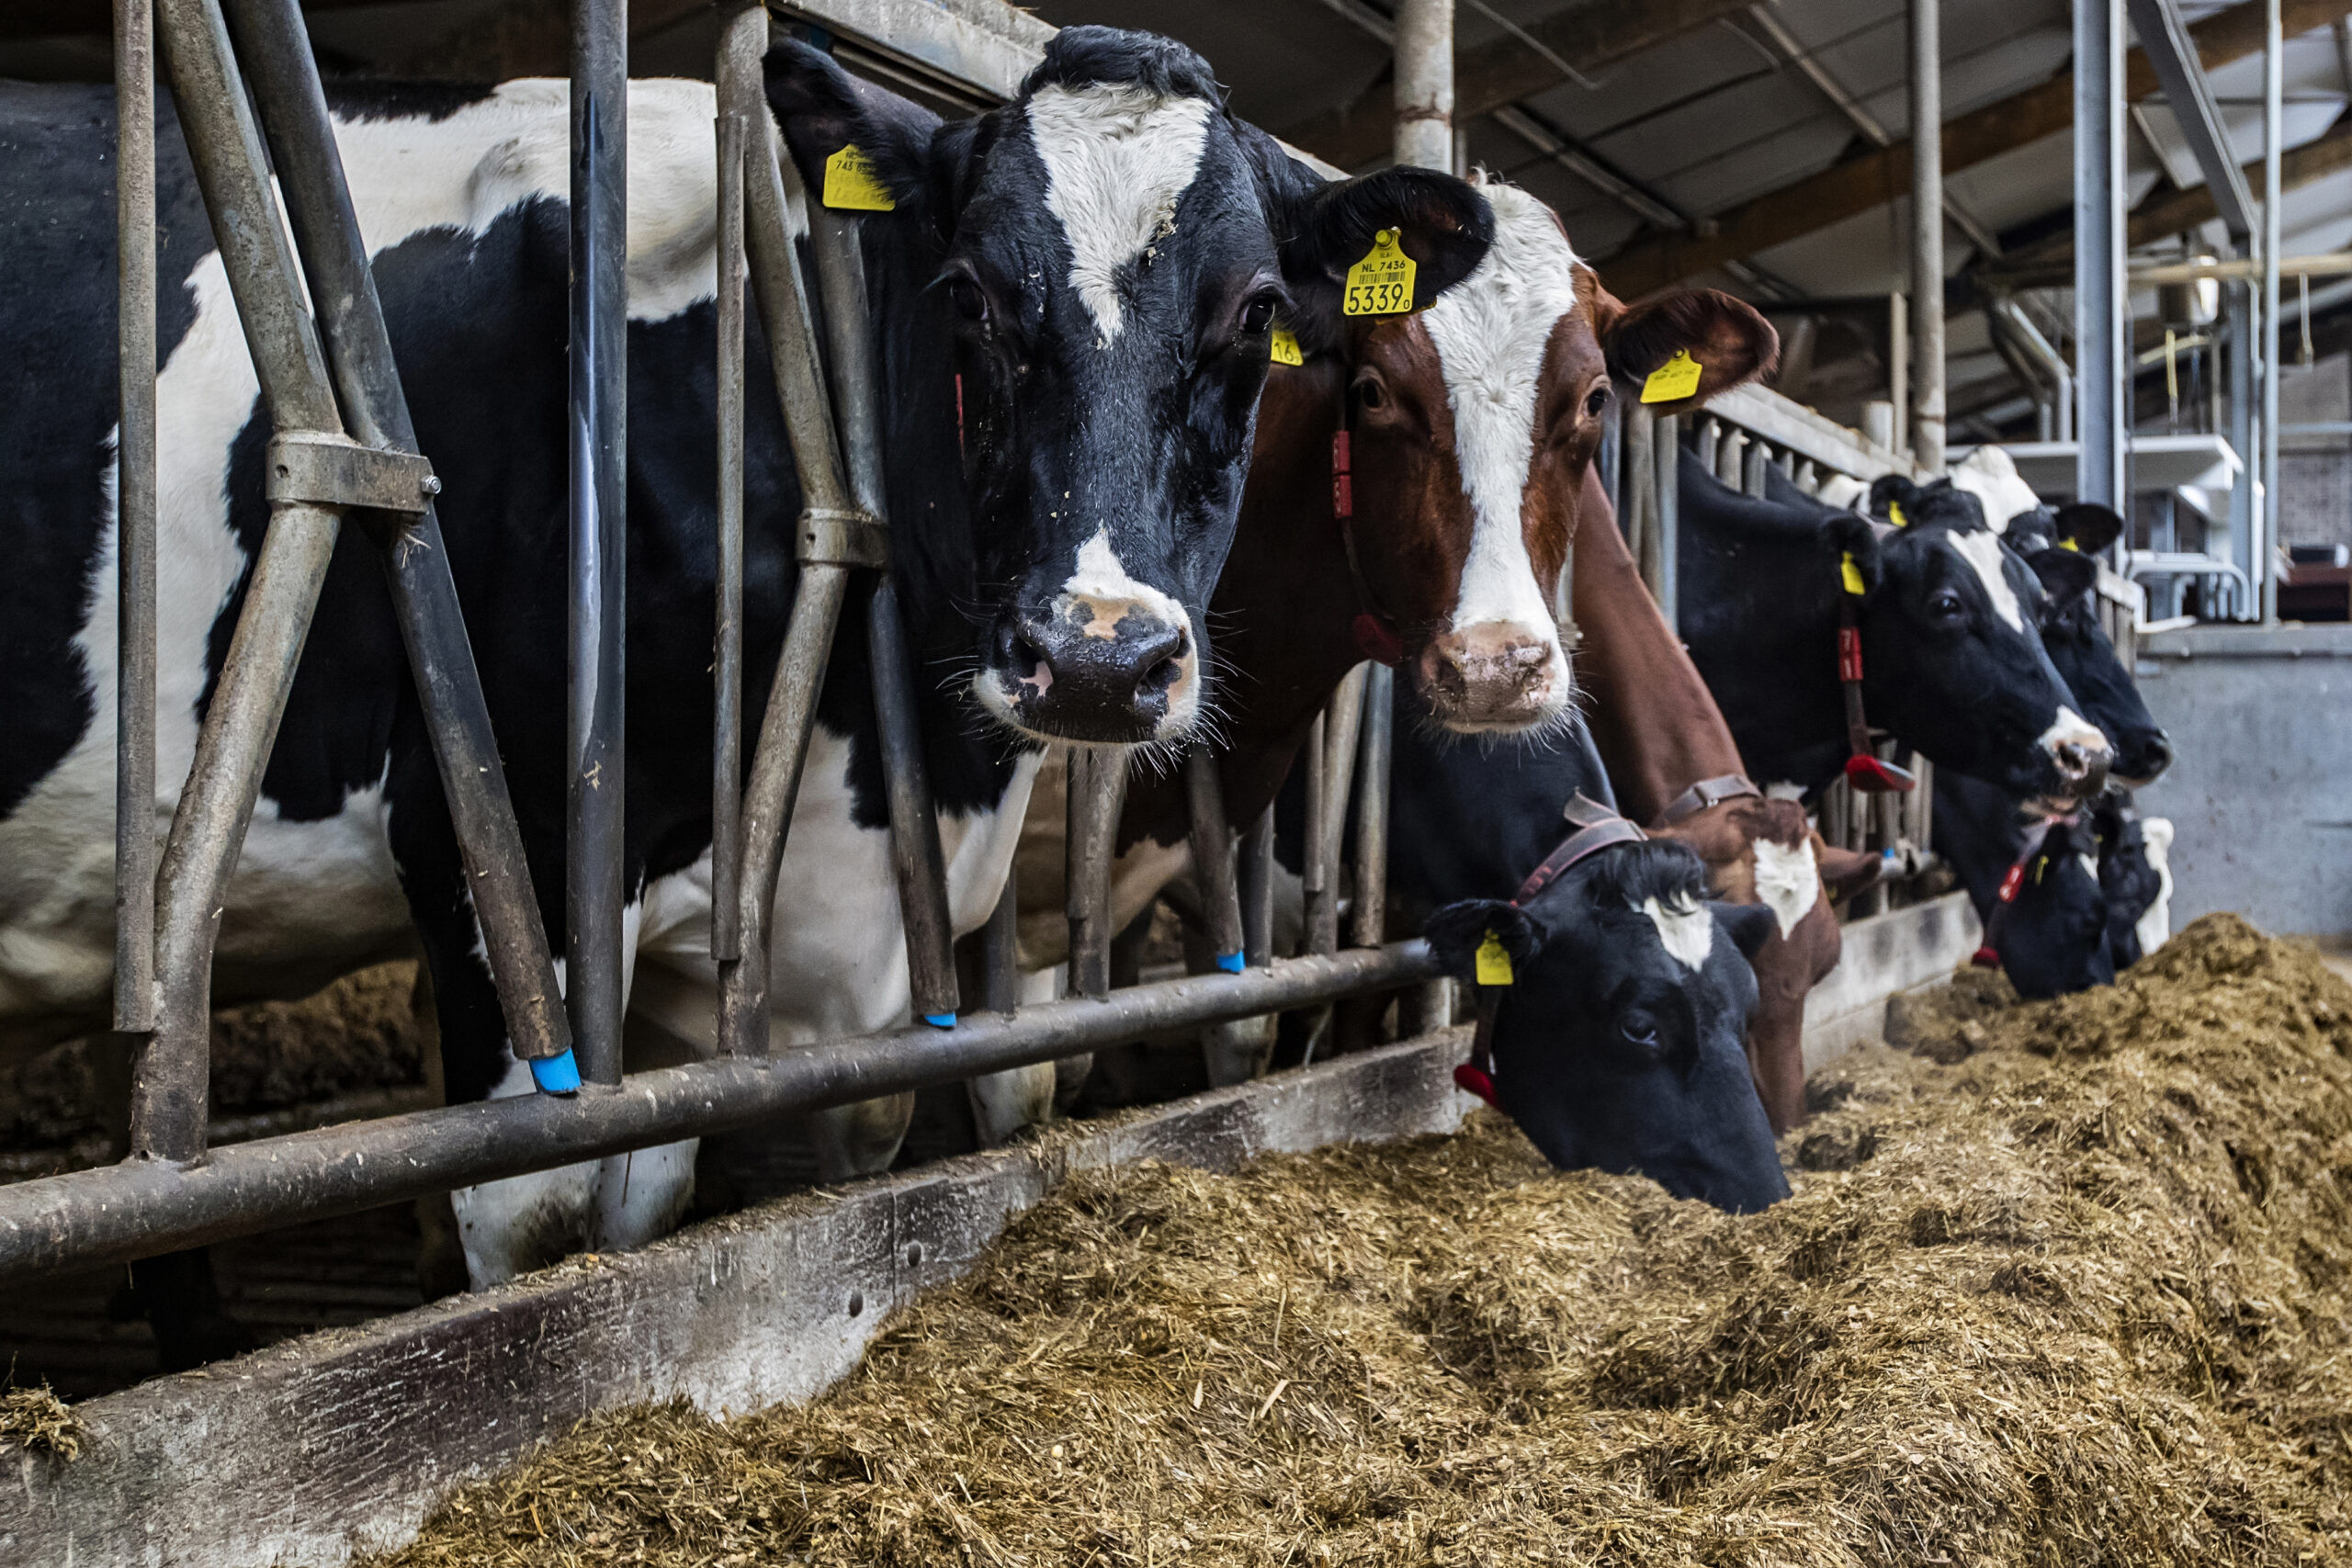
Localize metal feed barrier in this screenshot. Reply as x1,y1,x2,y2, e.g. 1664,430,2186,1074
0,0,1426,1280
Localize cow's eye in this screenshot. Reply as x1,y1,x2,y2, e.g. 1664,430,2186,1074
1239,294,1278,335
1928,588,1965,621
1584,385,1610,418
1354,373,1387,411
946,276,989,323
1621,1017,1660,1052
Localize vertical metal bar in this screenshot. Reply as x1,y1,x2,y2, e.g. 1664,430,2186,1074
1619,400,1653,567
568,0,628,1088
222,0,569,1066
1351,663,1393,949
1065,750,1125,1000
1391,0,1453,173
113,0,157,1035
1184,747,1246,971
1301,709,1329,953
2075,0,2124,510
711,109,747,964
2262,0,2283,622
1238,806,1275,968
1741,437,1770,498
1910,0,1946,471
1314,665,1367,958
1888,293,1909,453
982,879,1020,1016
806,199,960,1022
1656,413,1680,633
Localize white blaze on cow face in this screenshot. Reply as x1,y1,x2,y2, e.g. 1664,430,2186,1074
1415,182,1576,731
1749,836,1821,939
2038,704,2109,765
1950,445,2043,533
1949,527,2026,633
1026,84,1215,346
1639,894,1715,972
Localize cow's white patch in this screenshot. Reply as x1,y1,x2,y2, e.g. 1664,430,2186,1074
2136,818,2175,956
1749,837,1820,938
2076,852,2100,886
1949,527,2025,632
1027,85,1214,345
2037,704,2108,760
1639,895,1714,971
1765,780,1808,801
1951,445,2043,531
1419,183,1574,696
1059,526,1190,633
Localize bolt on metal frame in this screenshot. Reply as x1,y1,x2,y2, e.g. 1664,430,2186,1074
2,0,1441,1283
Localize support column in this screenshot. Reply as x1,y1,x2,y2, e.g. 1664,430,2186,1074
2262,0,2283,622
1392,0,1453,173
2075,0,2126,509
1909,0,1946,471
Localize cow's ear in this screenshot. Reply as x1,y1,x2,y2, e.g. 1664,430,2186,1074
1869,474,1918,524
1707,900,1778,961
1422,899,1544,985
1820,509,1883,598
2027,546,2098,608
2052,502,2126,555
1591,284,1778,413
765,39,944,216
1238,129,1493,348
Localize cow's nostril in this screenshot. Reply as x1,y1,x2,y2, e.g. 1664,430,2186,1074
1139,654,1182,695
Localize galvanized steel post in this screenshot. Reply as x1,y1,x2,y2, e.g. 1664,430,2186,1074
114,0,157,1035
1391,0,1453,173
712,109,748,963
2074,0,2125,510
2262,0,2283,623
1909,0,1946,472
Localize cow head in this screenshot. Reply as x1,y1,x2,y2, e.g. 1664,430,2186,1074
1984,811,2113,998
1845,481,2111,800
1423,841,1789,1213
1339,179,1774,734
2006,503,2174,788
769,30,1490,746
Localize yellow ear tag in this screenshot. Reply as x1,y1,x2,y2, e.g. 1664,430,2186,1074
1840,551,1867,596
2059,536,2080,552
1270,326,1304,367
1640,349,1703,403
1887,501,1907,527
1342,228,1417,317
1475,931,1514,987
822,144,895,211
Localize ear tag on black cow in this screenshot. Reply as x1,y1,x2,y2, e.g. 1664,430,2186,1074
1840,550,1867,596
1343,229,1417,317
2059,536,2081,551
1270,326,1304,367
822,145,895,211
1887,501,1908,527
1640,349,1702,403
1475,931,1514,987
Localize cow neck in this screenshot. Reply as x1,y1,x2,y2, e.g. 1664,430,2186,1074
1568,466,1753,825
1975,808,2079,966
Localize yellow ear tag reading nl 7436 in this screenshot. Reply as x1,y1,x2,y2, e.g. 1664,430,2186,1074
1640,348,1702,403
1840,551,1867,596
1343,229,1417,317
1475,931,1515,987
822,144,895,211
1270,326,1304,367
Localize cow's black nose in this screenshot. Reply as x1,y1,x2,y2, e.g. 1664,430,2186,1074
2125,731,2173,785
987,608,1194,742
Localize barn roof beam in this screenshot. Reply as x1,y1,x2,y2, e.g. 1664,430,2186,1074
2126,0,2259,244
1597,0,2352,299
1282,0,1757,171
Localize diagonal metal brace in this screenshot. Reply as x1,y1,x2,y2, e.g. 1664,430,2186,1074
265,431,440,513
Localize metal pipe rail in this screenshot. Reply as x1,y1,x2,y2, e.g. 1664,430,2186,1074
0,942,1440,1280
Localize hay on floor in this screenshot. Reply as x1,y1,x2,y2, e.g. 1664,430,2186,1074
379,915,2352,1566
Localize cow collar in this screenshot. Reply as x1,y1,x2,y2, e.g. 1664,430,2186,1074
1836,564,1918,795
1330,429,1407,666
1455,793,1648,1106
1655,773,1762,827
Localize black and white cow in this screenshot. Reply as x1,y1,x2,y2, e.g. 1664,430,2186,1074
1678,461,2112,803
0,29,1490,1284
1390,717,1788,1213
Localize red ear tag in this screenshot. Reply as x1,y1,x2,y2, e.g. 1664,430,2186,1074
1331,430,1353,520
1996,861,2026,904
1352,613,1404,666
1843,753,1917,794
954,372,966,458
1453,1063,1497,1105
1837,625,1865,683
1971,945,2002,969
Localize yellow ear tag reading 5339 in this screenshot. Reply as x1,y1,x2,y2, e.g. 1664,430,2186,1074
1475,931,1514,987
1270,326,1304,367
1641,349,1702,403
1840,551,1867,596
1343,229,1417,317
822,144,895,211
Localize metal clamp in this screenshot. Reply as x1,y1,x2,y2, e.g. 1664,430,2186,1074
265,431,439,513
797,506,889,569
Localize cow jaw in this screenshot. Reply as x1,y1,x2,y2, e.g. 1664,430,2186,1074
1415,181,1577,733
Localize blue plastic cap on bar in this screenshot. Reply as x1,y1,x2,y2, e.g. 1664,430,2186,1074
1216,950,1246,974
924,1012,957,1029
530,1048,582,1095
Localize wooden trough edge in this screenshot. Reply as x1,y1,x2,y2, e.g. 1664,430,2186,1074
0,898,1969,1568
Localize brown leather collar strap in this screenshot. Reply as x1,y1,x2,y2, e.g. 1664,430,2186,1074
1655,773,1762,826
1513,794,1647,906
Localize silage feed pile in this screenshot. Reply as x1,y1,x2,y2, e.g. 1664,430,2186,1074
381,916,2352,1567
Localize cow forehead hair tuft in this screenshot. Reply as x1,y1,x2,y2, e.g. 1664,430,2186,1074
1558,839,1712,916
1019,25,1227,107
